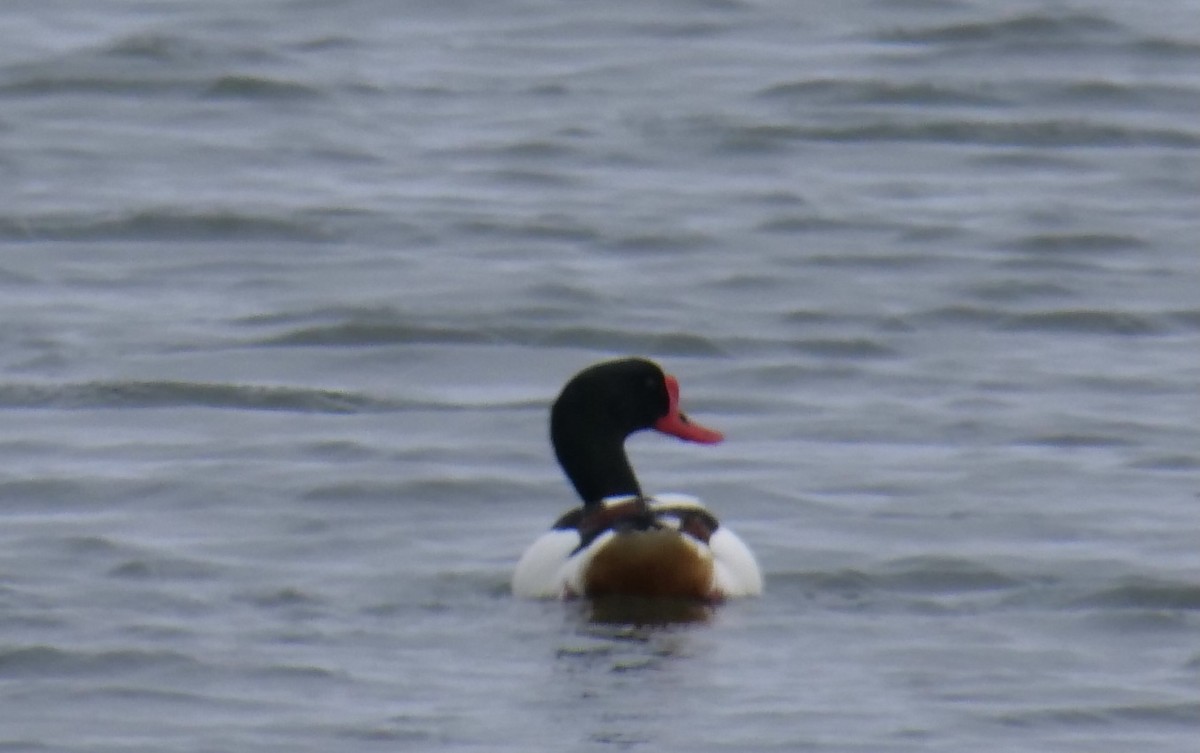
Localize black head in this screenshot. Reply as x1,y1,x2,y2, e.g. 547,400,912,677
552,358,669,442
550,358,722,505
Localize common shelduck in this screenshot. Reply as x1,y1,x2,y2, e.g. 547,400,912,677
512,358,762,601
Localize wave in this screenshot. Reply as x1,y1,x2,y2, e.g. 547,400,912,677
961,280,1075,303
1016,432,1135,449
249,316,899,362
0,209,330,243
104,33,225,63
997,701,1200,730
876,13,1126,47
108,556,221,581
236,587,324,610
907,305,1192,336
0,477,85,503
759,76,1200,117
451,217,602,244
772,556,1026,602
868,556,1027,593
701,117,1200,153
0,645,199,678
1133,36,1200,61
1006,233,1148,254
771,561,1200,623
1044,81,1200,110
203,75,321,100
0,72,320,100
789,338,897,359
758,78,1007,107
1128,454,1200,472
788,120,1200,148
1001,310,1169,336
1169,310,1200,330
874,12,1200,72
0,381,397,413
251,318,727,356
242,298,1200,363
0,31,336,101
243,299,1200,361
1074,578,1200,611
102,32,283,66
301,477,544,506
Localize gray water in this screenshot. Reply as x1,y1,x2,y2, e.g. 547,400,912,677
1,1,1199,751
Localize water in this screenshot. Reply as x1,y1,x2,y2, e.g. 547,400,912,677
1,0,1198,750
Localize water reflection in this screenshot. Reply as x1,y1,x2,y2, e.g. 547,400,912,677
581,596,714,627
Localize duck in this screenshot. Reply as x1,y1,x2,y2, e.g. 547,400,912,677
512,358,762,601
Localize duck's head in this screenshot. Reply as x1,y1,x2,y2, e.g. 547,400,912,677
550,358,722,505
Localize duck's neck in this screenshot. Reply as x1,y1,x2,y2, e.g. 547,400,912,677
552,425,642,507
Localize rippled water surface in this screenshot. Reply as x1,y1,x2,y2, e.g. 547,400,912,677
1,1,1198,751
